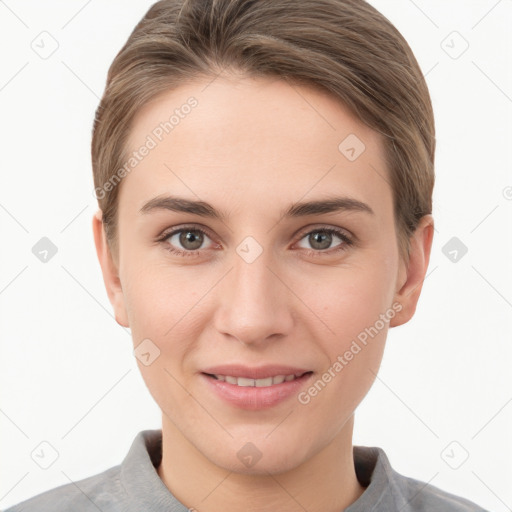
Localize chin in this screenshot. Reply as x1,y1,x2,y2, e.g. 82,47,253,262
199,434,314,476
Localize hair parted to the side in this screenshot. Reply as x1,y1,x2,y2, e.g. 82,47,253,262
91,0,435,264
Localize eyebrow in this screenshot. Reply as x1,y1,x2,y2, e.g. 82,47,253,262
139,194,375,219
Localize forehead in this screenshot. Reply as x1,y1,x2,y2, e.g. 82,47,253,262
120,75,392,219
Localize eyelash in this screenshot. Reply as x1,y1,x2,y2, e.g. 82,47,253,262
156,225,354,258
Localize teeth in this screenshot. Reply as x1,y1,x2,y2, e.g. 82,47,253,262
213,374,300,387
237,377,255,387
255,377,273,387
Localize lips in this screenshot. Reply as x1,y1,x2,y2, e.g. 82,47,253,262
201,365,314,409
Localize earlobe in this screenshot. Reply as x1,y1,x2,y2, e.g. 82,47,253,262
92,210,130,328
389,215,434,328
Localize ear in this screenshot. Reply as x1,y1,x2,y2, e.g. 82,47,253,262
92,210,130,328
390,214,434,327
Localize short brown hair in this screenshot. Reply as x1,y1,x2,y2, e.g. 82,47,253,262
91,0,435,263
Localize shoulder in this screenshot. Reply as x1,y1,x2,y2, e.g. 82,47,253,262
393,472,489,511
353,446,490,512
3,429,167,512
3,464,126,512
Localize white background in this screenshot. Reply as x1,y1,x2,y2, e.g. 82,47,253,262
0,1,511,510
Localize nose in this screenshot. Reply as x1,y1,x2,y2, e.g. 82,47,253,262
213,248,294,347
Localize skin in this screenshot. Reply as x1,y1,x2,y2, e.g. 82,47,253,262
93,74,433,512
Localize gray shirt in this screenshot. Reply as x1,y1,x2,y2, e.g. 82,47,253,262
4,429,489,511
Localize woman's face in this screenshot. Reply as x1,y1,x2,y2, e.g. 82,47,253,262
99,75,421,474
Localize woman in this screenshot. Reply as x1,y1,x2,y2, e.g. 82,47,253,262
5,0,489,510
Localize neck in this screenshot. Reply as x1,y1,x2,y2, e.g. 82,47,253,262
157,414,365,512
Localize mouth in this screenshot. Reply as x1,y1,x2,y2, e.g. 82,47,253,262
200,366,314,410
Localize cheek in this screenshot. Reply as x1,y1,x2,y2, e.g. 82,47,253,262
123,264,209,414
122,256,198,334
121,260,218,383
295,259,395,408
309,261,396,346
297,274,392,424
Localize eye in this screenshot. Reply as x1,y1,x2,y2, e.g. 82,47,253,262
158,226,217,257
295,227,353,254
